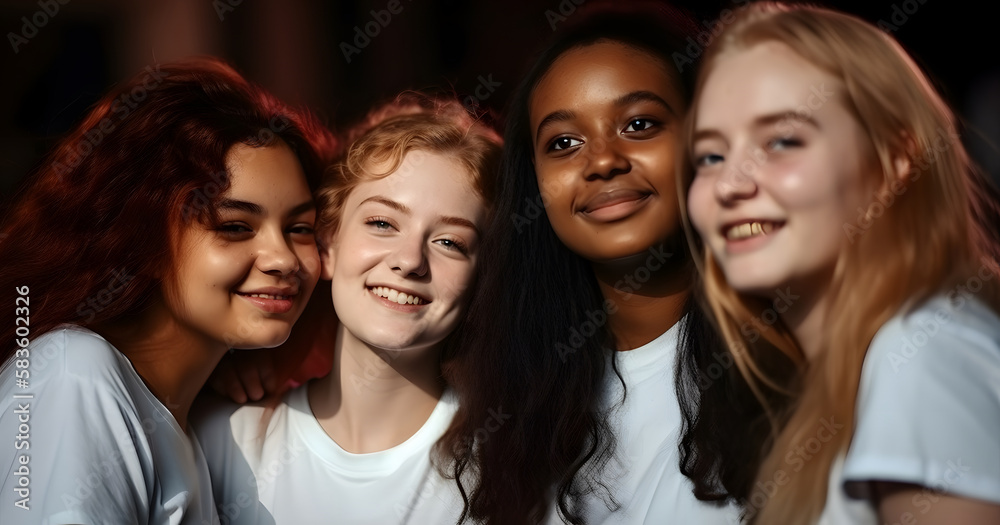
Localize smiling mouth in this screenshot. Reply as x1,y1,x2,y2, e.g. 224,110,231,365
236,292,294,300
580,189,651,213
234,291,297,314
577,189,653,223
723,220,783,241
368,286,428,305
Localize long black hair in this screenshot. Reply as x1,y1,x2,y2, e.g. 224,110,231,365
436,3,765,523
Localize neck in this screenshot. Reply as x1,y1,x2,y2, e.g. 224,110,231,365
94,305,229,432
591,240,692,350
309,324,444,453
773,280,830,362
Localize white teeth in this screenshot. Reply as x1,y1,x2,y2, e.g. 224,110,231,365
369,286,424,305
726,221,777,240
245,293,290,300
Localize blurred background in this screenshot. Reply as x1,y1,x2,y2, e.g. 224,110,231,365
1,0,997,197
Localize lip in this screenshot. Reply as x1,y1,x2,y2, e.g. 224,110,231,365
578,189,652,222
234,286,298,314
366,283,431,313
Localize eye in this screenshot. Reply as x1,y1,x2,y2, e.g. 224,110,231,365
365,217,396,232
435,238,469,254
623,118,658,134
215,222,253,239
549,136,583,152
694,153,724,168
288,224,316,236
767,137,802,151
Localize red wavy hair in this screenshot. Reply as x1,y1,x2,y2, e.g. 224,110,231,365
0,57,337,364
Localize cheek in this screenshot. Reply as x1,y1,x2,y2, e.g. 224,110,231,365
687,178,716,238
769,158,867,229
334,229,383,269
535,161,579,211
771,150,858,205
196,247,253,287
435,260,477,306
294,243,321,277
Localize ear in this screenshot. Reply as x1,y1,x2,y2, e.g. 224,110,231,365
319,233,338,281
889,132,918,185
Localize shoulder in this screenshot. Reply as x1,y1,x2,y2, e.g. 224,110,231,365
17,326,129,383
191,387,303,523
862,294,1000,382
192,390,277,442
2,326,139,406
191,385,298,465
844,294,1000,505
0,328,155,523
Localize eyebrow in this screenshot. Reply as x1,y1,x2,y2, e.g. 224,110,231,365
287,201,316,217
440,216,480,236
217,199,315,217
692,110,821,143
533,90,676,145
615,90,676,117
534,109,576,145
360,195,480,236
217,199,263,215
360,196,410,214
753,110,820,130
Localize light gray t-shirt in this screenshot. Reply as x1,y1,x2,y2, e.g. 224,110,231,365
820,294,1000,523
0,325,218,525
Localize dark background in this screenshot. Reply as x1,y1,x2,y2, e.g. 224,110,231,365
1,0,997,198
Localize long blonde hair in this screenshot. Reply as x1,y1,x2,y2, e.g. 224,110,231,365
679,3,1000,523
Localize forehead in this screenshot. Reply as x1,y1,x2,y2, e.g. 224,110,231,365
223,141,307,193
696,41,843,129
347,151,483,214
530,40,683,120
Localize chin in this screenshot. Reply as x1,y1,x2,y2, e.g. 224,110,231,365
230,326,294,350
725,273,786,298
354,328,416,352
587,234,679,264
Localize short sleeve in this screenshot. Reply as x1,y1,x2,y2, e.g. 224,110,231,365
842,296,1000,505
0,330,148,525
191,392,274,525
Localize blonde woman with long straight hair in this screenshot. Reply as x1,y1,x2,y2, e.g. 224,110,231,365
681,3,1000,524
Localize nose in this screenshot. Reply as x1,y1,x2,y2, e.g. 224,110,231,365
585,136,631,180
714,151,758,204
389,235,429,278
258,230,302,277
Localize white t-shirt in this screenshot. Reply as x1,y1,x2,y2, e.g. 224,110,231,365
193,384,464,525
548,318,740,524
0,326,218,525
819,294,1000,523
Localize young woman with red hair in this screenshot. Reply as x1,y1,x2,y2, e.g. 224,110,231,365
0,57,334,524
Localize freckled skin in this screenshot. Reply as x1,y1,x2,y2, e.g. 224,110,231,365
323,151,487,354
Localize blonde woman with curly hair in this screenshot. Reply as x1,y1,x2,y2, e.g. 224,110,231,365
194,94,501,524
